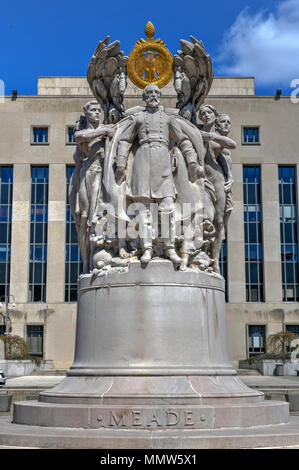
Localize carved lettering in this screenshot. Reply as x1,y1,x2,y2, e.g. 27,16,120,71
184,411,195,426
132,410,143,426
89,407,211,429
109,411,126,427
166,410,179,426
146,412,162,428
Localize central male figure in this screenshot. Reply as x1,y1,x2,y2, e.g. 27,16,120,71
115,84,199,264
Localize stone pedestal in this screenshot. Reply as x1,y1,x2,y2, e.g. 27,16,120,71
13,261,289,438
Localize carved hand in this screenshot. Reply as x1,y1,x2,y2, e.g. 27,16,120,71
188,162,198,183
103,126,116,138
115,166,126,185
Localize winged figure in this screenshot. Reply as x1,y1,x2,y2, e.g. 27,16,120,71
135,51,165,84
87,36,128,124
173,36,213,124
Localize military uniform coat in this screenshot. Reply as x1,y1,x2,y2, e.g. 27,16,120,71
116,107,197,200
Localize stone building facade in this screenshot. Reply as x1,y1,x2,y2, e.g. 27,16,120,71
0,76,298,368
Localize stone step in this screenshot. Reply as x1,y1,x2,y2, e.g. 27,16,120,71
13,399,290,429
30,369,67,376
2,414,299,449
237,369,262,376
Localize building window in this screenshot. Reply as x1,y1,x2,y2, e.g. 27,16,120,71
66,126,75,144
248,325,266,356
219,237,228,302
243,166,264,302
285,325,299,354
32,127,49,144
0,167,13,299
279,167,299,301
285,325,299,338
27,325,44,356
65,166,82,302
0,325,5,335
29,167,48,302
242,127,260,145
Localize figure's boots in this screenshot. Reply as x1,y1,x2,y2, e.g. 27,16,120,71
140,248,153,264
165,248,181,265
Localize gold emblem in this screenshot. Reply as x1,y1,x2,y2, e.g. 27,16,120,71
127,22,174,89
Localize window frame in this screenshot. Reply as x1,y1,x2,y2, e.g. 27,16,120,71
28,166,49,303
243,165,265,302
31,126,50,146
65,125,76,145
284,324,299,353
285,324,299,336
0,166,13,300
26,324,44,357
279,166,298,302
241,125,261,146
65,166,82,302
247,324,267,358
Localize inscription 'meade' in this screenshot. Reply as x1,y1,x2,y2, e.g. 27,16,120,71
90,408,213,429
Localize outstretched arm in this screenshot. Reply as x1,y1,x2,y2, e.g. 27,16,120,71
74,125,115,144
200,130,237,150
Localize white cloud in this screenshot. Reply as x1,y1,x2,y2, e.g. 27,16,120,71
215,0,299,87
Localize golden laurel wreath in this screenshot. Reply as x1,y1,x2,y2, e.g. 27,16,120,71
127,22,174,89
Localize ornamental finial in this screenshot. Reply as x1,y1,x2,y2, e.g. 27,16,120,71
145,21,155,39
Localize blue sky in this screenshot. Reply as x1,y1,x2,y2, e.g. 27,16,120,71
1,0,298,95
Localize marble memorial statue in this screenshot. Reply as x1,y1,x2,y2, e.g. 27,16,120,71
69,22,236,278
12,22,290,448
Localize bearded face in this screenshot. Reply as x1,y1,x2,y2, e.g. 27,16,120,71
143,84,161,109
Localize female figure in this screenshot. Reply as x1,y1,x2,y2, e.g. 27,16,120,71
198,105,236,273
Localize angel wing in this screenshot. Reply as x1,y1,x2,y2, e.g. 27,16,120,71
87,37,128,123
173,36,214,124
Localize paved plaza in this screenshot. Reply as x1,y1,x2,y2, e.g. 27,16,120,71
2,373,299,391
